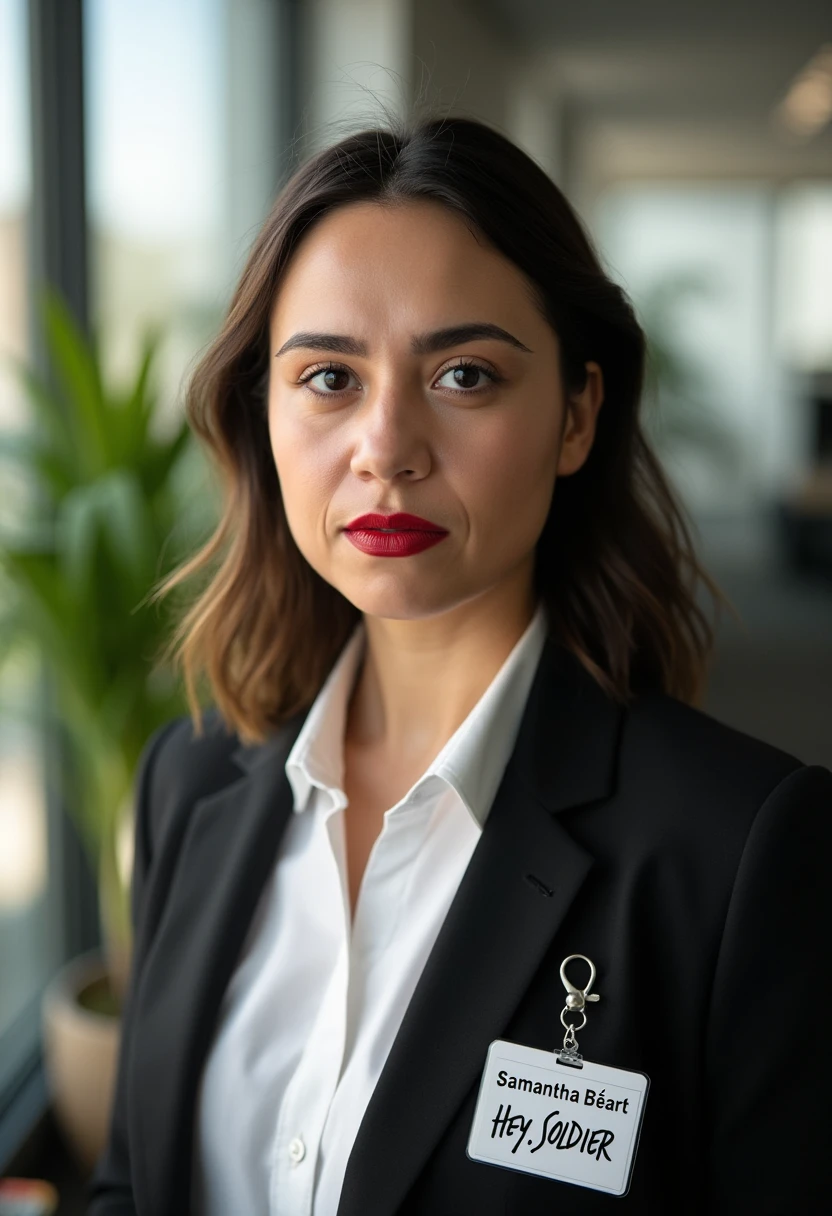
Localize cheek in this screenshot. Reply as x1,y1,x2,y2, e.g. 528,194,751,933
457,411,560,538
268,411,339,539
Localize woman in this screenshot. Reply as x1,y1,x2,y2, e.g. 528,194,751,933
87,116,831,1215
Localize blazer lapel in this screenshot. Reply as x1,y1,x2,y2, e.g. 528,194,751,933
336,636,624,1216
130,707,307,1216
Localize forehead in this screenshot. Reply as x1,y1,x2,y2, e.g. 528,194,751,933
269,198,541,337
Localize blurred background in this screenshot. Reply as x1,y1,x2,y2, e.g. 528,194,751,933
0,1,830,1210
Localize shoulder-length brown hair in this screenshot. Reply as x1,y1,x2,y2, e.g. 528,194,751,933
151,114,731,745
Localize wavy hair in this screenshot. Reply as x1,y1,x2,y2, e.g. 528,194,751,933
150,114,732,745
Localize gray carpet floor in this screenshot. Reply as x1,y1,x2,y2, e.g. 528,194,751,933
695,513,832,770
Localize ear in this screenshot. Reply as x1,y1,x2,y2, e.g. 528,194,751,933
556,362,605,477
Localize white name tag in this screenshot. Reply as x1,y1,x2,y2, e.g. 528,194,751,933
467,1039,649,1197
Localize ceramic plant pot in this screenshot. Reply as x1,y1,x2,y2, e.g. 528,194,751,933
41,949,121,1175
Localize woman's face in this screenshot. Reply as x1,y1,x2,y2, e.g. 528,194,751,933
267,198,603,621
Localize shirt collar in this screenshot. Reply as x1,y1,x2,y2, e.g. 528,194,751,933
284,603,549,829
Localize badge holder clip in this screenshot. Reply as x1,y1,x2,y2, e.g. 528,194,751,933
555,953,600,1068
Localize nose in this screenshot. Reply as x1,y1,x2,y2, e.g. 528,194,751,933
348,379,431,484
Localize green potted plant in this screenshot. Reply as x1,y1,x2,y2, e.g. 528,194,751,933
0,286,214,1171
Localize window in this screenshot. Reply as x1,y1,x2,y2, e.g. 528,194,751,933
0,0,297,1169
0,0,61,1116
593,182,821,513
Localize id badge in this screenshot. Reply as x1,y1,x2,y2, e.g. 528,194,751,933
466,956,649,1198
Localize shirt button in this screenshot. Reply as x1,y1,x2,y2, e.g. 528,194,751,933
288,1136,306,1164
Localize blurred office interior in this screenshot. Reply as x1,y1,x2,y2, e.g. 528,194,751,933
0,0,830,1207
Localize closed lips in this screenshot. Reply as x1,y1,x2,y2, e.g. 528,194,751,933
345,512,447,532
342,513,450,557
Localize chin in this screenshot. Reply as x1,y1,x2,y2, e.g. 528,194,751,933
337,580,469,623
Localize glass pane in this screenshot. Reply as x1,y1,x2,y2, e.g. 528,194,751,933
84,0,267,421
0,0,59,1097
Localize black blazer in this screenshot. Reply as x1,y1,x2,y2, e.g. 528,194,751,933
87,632,832,1215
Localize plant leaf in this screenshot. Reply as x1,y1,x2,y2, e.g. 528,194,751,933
40,287,109,475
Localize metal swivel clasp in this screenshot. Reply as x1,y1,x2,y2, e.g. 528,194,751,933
560,954,601,1012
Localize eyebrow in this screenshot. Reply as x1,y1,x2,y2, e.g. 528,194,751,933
273,322,534,359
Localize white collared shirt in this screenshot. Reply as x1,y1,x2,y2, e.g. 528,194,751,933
191,604,548,1216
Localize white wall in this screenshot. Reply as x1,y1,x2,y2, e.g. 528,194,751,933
301,0,413,146
300,0,563,179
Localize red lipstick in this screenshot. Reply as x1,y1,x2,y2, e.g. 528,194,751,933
343,511,449,558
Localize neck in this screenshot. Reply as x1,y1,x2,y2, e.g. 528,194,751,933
345,568,539,764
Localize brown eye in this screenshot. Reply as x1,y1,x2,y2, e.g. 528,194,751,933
434,361,500,393
300,363,358,395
